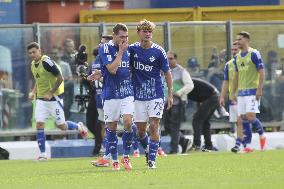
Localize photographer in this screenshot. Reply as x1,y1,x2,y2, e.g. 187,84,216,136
74,44,90,113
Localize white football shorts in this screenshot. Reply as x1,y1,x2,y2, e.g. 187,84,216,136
134,98,164,122
103,96,134,122
34,99,66,125
237,95,260,116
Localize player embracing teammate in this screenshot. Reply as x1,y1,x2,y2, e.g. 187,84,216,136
129,20,173,169
90,20,173,170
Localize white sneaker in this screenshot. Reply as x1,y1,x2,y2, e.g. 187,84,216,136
36,153,48,162
78,122,88,139
213,109,221,118
219,107,229,117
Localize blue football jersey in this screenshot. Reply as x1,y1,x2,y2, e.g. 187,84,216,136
99,40,133,100
88,56,103,108
129,42,170,100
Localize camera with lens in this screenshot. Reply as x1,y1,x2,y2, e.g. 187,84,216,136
75,44,88,76
74,44,91,112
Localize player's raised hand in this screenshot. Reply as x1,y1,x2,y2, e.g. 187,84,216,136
119,41,128,52
87,69,102,81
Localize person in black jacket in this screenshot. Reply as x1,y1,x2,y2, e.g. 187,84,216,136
188,78,220,152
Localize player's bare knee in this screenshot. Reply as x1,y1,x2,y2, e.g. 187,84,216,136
123,118,133,131
36,122,45,129
246,113,256,121
107,122,117,131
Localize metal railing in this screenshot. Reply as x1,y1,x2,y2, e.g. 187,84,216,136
1,21,284,138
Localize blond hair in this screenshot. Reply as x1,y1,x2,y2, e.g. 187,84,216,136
137,19,156,31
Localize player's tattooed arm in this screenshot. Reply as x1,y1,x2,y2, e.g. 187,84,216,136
44,73,63,100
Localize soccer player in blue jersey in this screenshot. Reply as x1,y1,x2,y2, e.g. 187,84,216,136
91,23,135,171
129,20,173,169
232,31,267,151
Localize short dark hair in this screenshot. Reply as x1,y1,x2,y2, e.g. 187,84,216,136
102,35,113,40
113,23,128,35
167,51,178,59
27,42,40,50
237,31,250,39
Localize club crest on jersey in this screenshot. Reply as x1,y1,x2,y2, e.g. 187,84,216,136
149,56,155,62
134,54,138,58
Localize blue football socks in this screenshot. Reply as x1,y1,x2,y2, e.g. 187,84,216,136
106,128,118,161
36,128,46,153
66,121,78,130
149,140,159,162
122,129,133,156
235,138,242,148
243,121,252,146
138,133,149,151
132,124,139,151
251,118,264,136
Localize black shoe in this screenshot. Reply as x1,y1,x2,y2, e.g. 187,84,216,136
231,146,240,153
145,151,149,166
148,160,156,169
181,138,191,153
202,145,218,152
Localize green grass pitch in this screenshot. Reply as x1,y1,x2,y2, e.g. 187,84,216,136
0,150,284,189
